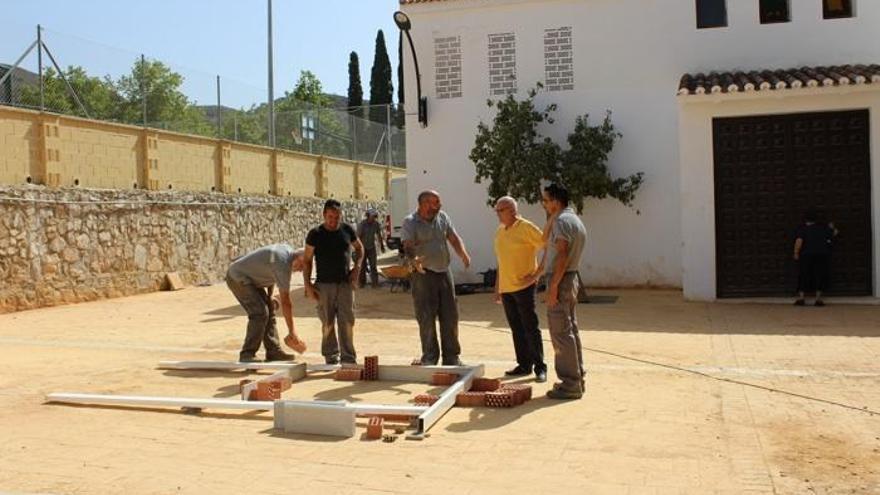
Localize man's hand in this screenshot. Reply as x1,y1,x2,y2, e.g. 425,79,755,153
349,268,360,288
493,292,502,305
546,285,559,308
284,333,307,354
461,252,471,269
519,270,540,286
793,253,799,261
304,284,320,301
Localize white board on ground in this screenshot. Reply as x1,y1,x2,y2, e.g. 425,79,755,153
273,400,356,437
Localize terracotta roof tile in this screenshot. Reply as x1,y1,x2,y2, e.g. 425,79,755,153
678,64,880,96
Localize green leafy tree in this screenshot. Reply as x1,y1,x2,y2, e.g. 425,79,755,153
19,66,118,119
470,84,643,213
114,58,212,135
369,29,393,124
275,70,349,157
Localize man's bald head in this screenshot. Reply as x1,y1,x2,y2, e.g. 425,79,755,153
417,190,441,205
495,196,518,213
417,190,442,220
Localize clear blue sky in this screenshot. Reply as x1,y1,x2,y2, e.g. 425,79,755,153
1,0,402,108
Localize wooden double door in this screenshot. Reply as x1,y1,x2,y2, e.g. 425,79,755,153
713,110,872,297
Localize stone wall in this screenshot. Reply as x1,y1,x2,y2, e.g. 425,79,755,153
0,185,387,313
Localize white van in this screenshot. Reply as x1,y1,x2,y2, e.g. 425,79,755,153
385,176,407,252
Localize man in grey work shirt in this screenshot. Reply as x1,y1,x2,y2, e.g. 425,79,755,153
226,243,306,362
357,209,385,288
541,183,587,399
402,190,471,365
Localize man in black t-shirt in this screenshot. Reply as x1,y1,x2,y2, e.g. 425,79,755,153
303,199,364,364
793,210,838,307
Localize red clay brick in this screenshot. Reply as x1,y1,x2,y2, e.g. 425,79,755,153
247,381,282,401
500,384,532,405
366,416,384,440
267,377,292,391
485,390,515,408
413,394,440,406
358,413,416,423
469,377,501,392
363,355,379,381
335,368,364,381
430,372,459,386
456,391,486,407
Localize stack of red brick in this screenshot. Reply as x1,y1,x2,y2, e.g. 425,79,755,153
454,378,532,408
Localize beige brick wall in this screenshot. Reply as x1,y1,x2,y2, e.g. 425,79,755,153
277,151,319,198
0,107,404,199
59,118,140,189
156,133,217,192
323,157,357,200
0,108,38,185
360,163,388,201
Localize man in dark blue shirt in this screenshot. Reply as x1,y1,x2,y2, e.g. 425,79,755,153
793,210,838,307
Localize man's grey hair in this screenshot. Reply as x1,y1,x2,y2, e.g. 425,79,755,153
495,195,518,213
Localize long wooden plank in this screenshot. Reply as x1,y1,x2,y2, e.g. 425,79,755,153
46,393,274,411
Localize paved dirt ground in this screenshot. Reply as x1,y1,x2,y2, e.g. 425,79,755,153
1,274,879,494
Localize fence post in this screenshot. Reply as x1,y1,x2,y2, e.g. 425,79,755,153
140,54,147,127
316,155,328,198
385,104,392,166
37,25,44,111
216,75,222,138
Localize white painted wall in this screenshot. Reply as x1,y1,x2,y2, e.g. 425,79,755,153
400,0,880,290
679,87,880,300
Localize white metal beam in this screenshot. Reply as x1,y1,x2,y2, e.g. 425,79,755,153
46,393,274,411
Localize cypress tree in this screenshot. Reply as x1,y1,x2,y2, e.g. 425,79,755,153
369,29,393,124
347,51,363,116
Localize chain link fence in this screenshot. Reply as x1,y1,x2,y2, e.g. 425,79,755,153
0,25,406,167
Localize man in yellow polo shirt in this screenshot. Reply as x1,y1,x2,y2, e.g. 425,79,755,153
493,196,548,382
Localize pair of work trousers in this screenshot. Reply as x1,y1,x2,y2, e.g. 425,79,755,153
501,283,546,373
226,277,283,360
359,248,380,287
411,270,460,365
316,282,357,364
547,272,585,393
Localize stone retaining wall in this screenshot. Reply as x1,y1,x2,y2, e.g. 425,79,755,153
0,186,387,313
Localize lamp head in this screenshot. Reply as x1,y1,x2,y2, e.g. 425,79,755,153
393,11,412,31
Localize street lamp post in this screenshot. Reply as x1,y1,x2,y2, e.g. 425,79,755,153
393,11,427,127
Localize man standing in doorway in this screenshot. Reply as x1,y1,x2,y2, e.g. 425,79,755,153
402,190,471,366
357,209,386,288
226,244,307,362
541,183,587,400
493,196,548,383
303,199,364,365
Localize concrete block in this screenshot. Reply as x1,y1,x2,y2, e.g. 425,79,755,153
274,400,355,438
163,272,185,291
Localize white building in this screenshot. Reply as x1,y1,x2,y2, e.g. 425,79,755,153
398,0,880,300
